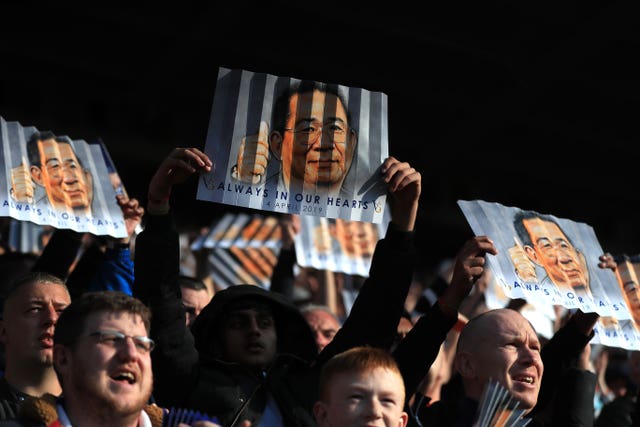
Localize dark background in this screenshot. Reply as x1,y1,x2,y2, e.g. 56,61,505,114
2,1,640,269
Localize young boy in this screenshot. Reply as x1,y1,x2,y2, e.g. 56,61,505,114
313,346,409,427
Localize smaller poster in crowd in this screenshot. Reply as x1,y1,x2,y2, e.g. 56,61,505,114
294,211,390,277
2,217,51,254
457,199,629,319
191,212,282,289
475,379,532,427
591,254,640,350
0,116,127,238
196,67,390,223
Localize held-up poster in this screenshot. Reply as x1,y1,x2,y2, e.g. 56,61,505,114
457,200,629,319
196,67,389,223
190,212,282,289
590,255,640,350
294,209,390,277
0,116,127,238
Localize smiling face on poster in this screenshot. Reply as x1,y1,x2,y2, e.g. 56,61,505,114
196,68,389,224
457,199,629,320
0,117,127,238
27,134,94,215
615,256,640,326
292,212,389,277
513,210,590,297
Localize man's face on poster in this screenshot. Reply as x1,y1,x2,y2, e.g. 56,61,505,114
274,89,357,192
522,217,589,292
34,139,93,212
331,219,378,259
618,265,640,325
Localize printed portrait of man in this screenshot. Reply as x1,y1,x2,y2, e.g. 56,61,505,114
11,131,94,215
615,255,640,326
312,219,378,260
513,209,591,297
232,80,358,197
329,219,378,259
199,68,389,223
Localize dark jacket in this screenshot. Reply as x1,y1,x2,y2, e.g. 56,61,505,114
596,393,636,427
0,377,26,420
134,212,416,427
411,316,597,427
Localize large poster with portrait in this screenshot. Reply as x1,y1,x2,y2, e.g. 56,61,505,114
196,67,389,223
293,210,390,277
0,116,127,237
457,200,629,319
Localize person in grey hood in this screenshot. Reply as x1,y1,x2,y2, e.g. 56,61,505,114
133,147,422,427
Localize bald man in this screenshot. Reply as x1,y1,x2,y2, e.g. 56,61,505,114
455,309,543,411
300,304,341,352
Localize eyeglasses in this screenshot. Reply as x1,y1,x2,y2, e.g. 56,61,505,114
88,330,155,353
534,239,575,257
45,160,82,178
284,120,347,146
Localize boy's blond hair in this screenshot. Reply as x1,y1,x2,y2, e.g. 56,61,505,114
318,345,405,401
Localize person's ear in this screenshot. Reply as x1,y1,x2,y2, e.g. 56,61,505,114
53,344,71,374
577,250,590,280
455,351,476,379
269,131,283,161
313,401,328,425
399,412,409,427
523,245,541,265
30,166,44,186
348,128,357,147
84,169,94,204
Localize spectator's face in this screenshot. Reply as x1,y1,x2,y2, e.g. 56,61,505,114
522,217,588,291
54,311,153,418
462,310,543,410
222,306,277,370
303,309,340,352
332,220,378,258
36,139,92,211
276,89,356,192
314,367,408,427
0,281,70,367
180,287,212,327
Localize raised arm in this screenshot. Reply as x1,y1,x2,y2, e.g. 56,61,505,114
528,251,614,424
393,236,498,400
383,156,420,232
318,157,421,363
85,194,144,294
268,213,300,302
133,147,212,406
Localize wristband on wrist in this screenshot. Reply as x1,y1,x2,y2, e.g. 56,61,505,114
453,318,467,333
